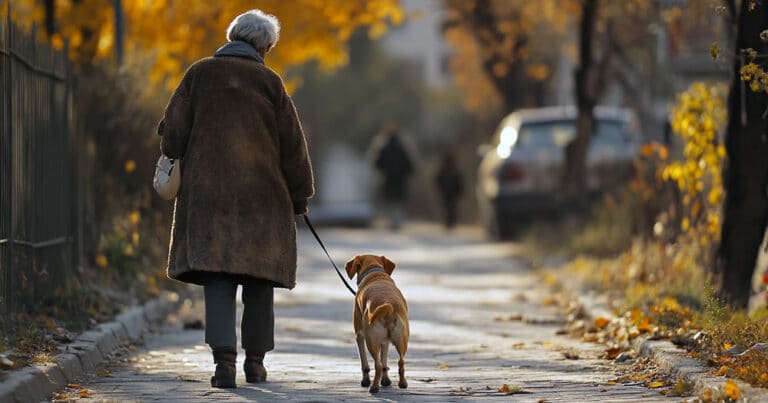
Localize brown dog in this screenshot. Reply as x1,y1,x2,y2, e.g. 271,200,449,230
345,254,409,393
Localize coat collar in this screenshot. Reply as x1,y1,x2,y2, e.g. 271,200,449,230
357,267,388,285
214,40,264,64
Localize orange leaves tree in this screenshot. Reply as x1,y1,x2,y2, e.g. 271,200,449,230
5,0,404,274
442,0,572,117
11,0,404,88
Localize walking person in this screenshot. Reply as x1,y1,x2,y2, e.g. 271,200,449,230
435,151,464,230
157,9,314,389
369,121,415,231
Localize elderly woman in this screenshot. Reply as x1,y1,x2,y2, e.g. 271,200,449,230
157,10,314,389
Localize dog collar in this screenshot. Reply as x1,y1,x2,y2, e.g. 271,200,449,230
357,267,387,285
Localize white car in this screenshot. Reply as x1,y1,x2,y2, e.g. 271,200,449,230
477,106,639,238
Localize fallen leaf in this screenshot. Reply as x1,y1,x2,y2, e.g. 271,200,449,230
436,364,449,369
724,380,740,401
716,365,729,376
648,381,665,388
594,317,610,329
66,383,80,389
671,379,692,396
604,347,623,360
498,384,530,394
79,389,91,398
700,389,714,402
97,368,113,377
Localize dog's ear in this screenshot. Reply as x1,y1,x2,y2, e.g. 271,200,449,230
381,256,396,275
345,256,360,279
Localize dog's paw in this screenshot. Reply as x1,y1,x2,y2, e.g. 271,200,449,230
360,378,371,387
369,386,380,394
381,377,392,387
398,380,408,389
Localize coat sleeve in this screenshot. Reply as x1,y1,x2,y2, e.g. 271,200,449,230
276,86,315,213
158,69,194,159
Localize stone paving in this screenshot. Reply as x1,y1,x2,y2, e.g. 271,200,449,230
58,225,680,402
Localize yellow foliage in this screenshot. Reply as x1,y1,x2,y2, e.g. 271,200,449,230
128,211,140,225
663,82,727,246
9,0,404,89
95,254,108,269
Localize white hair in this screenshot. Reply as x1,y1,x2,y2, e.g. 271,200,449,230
226,10,280,52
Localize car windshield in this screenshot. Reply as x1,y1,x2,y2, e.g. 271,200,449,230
516,119,628,149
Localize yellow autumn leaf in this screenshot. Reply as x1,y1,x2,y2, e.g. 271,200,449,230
129,211,140,225
648,381,665,388
123,244,134,256
724,380,740,400
124,160,136,173
95,254,108,269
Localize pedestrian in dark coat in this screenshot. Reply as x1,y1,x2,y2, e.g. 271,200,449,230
370,122,414,230
435,152,464,229
158,9,314,389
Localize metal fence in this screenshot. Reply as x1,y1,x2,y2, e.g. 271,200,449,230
0,3,80,332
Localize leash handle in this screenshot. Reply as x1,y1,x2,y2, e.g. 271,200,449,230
302,214,357,296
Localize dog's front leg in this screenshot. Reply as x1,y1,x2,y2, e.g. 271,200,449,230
354,309,370,387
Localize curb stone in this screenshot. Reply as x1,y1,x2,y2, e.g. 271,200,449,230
565,282,768,401
0,291,180,403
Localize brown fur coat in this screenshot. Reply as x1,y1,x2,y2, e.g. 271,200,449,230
158,52,314,288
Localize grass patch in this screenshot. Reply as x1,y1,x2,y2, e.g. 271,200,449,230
522,191,638,259
525,188,768,390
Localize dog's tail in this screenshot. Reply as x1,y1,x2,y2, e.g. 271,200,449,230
368,303,394,325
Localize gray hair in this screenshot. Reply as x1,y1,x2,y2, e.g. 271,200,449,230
226,10,280,52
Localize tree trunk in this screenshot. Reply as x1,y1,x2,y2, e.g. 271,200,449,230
563,0,599,204
717,0,768,309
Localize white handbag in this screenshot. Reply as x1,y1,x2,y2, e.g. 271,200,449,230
153,155,181,200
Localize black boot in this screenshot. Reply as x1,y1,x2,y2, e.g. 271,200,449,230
244,351,267,383
211,348,237,388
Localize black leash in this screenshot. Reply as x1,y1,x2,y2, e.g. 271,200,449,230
302,214,357,296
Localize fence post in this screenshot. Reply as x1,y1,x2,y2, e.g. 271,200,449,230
4,0,14,332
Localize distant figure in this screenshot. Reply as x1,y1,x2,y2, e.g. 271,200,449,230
369,122,414,230
435,151,464,229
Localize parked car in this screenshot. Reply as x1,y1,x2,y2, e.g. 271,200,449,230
476,106,639,238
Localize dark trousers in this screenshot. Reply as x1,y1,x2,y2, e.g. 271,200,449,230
203,276,274,352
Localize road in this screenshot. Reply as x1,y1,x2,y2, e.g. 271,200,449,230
58,224,678,402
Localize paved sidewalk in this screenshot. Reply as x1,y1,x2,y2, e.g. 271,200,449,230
60,225,679,402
